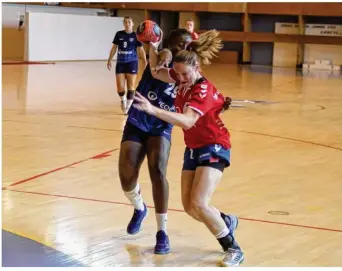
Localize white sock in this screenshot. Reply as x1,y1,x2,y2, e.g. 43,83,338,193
156,213,168,234
215,226,229,239
124,184,145,211
120,95,127,103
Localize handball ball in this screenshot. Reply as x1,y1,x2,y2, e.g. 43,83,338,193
136,20,162,43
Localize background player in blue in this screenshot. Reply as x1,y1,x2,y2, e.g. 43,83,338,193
118,28,233,255
107,16,147,114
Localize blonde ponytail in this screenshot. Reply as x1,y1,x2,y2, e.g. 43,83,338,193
174,30,223,66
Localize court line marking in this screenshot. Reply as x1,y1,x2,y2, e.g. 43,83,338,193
2,149,119,189
4,119,342,151
4,188,342,234
2,61,55,65
3,120,122,132
230,129,342,151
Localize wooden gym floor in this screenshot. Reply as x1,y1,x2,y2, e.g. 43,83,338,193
2,62,342,267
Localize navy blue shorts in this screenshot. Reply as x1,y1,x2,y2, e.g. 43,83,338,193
182,144,231,171
121,122,172,145
116,61,138,74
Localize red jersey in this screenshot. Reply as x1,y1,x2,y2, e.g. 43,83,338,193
191,31,199,40
169,70,231,149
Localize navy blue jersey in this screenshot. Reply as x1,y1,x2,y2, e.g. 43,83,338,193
127,64,177,134
113,31,142,63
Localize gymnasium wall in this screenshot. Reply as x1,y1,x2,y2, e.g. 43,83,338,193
250,14,299,66
150,11,161,26
160,12,179,39
304,44,342,66
116,9,145,30
198,12,243,64
4,3,342,66
273,21,342,67
303,16,342,66
2,3,108,60
273,23,300,67
25,12,123,61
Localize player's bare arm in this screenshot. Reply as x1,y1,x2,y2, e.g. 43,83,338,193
133,92,200,130
138,46,147,68
149,45,175,83
107,44,118,70
157,49,172,68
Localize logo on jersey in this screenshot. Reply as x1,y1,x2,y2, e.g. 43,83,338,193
147,91,158,101
200,153,210,159
158,101,175,111
118,50,133,55
129,38,134,42
214,144,222,152
199,84,207,99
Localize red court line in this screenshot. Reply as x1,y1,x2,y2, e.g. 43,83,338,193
4,188,342,234
231,129,342,151
2,149,119,189
3,119,122,132
2,61,55,65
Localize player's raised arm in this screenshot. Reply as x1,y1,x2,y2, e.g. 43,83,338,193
137,46,147,68
148,38,176,83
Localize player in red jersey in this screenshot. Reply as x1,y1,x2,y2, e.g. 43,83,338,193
133,30,244,267
185,19,199,40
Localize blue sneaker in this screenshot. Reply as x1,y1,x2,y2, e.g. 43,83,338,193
222,248,245,267
154,230,171,254
127,204,148,235
221,213,239,237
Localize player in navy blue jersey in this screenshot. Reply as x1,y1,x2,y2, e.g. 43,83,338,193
118,28,233,255
107,16,147,114
118,29,191,255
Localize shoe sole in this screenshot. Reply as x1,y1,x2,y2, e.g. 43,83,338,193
154,248,171,255
127,208,148,235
